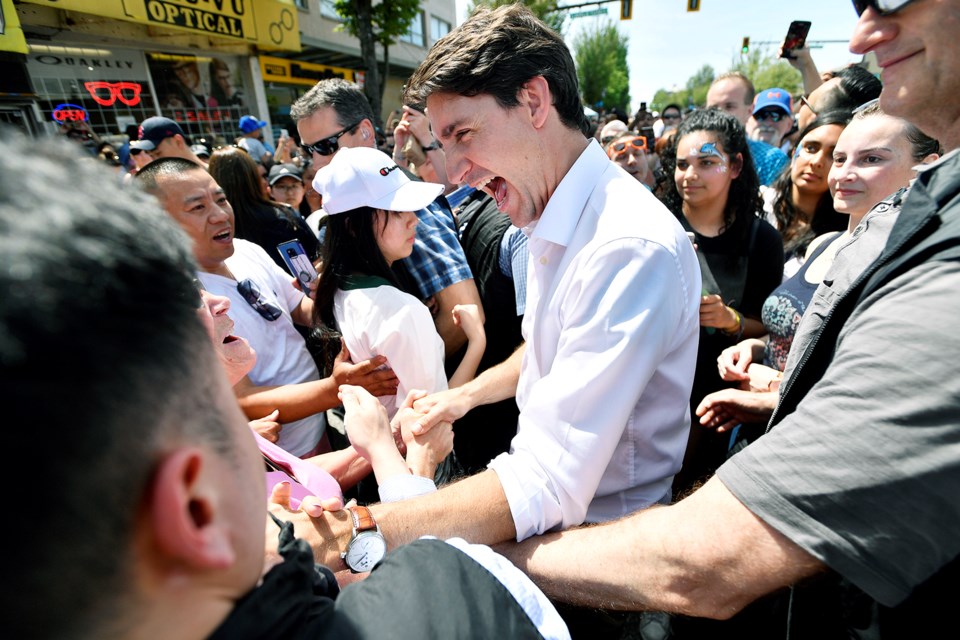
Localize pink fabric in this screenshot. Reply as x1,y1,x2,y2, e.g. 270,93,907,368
256,433,344,507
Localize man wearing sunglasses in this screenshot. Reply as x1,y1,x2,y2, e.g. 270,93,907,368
489,0,960,636
291,79,482,356
747,88,794,150
137,158,399,460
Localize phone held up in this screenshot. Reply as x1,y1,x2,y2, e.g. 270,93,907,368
277,240,319,291
780,20,811,59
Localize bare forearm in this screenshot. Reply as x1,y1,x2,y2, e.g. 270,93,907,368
306,446,372,491
462,343,523,406
742,317,766,340
432,279,483,356
235,376,340,423
447,335,486,389
306,469,516,567
499,478,825,618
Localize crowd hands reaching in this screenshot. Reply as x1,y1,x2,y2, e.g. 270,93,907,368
30,2,960,639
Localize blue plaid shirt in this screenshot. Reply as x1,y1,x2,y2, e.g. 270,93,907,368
748,138,789,186
404,198,474,299
498,226,529,316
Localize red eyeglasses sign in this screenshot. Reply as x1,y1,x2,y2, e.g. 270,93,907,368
84,81,143,107
52,104,89,123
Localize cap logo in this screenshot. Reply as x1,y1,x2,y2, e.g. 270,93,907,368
137,125,145,140
379,164,400,177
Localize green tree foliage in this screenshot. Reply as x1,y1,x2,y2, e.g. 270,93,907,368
729,47,802,95
468,0,566,35
332,0,421,126
573,21,630,113
651,47,801,112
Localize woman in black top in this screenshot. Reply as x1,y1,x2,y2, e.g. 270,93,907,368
208,146,320,271
658,108,784,498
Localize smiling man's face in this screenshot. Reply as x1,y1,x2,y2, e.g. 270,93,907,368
157,169,235,272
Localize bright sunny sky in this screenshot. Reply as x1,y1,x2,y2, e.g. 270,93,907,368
454,0,865,113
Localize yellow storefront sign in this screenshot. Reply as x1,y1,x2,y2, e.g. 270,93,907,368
0,0,29,54
260,55,355,87
20,0,300,52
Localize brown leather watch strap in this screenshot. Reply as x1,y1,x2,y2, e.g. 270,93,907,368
350,505,378,532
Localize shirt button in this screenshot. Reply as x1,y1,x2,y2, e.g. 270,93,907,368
539,256,548,265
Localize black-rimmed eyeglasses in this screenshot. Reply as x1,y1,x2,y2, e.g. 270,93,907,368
237,278,283,321
300,122,361,157
851,0,917,16
798,95,817,117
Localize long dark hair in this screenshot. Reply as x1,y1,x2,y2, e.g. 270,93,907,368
771,109,852,257
207,146,301,239
660,107,761,234
313,207,416,329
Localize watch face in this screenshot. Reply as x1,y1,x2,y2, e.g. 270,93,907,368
345,532,386,572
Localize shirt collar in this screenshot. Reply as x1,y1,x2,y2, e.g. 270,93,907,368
529,139,609,247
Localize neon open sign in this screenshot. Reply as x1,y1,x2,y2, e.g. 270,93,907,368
52,103,88,123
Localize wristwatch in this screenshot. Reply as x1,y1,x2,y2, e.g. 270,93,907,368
341,505,387,573
421,139,440,152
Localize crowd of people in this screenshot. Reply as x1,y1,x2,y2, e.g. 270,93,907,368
12,1,960,638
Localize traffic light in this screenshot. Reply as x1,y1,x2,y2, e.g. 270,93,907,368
620,0,632,20
741,37,750,54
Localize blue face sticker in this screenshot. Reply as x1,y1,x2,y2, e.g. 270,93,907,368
699,142,723,159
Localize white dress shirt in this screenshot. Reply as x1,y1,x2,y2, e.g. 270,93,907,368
488,141,701,540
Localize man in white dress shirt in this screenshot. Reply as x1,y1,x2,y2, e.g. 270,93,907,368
283,3,700,565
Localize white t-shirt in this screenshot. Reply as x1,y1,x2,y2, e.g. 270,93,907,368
333,277,446,418
198,240,324,456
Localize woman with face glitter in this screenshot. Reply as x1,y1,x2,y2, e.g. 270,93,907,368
658,108,784,499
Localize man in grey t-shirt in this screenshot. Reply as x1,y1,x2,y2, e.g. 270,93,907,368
498,2,960,635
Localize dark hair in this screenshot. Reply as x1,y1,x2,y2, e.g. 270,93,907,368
662,103,683,116
313,208,415,328
660,108,761,233
403,4,587,133
820,65,882,113
207,146,301,238
135,155,206,194
291,77,374,130
1,133,233,638
771,109,853,257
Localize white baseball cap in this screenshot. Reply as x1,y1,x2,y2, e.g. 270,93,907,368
314,147,443,215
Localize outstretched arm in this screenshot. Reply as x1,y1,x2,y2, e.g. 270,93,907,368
410,342,524,434
497,477,824,617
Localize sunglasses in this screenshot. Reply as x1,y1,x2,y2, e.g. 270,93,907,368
300,122,361,157
798,95,817,117
662,113,681,121
754,109,788,123
852,0,917,16
237,278,283,321
608,136,648,161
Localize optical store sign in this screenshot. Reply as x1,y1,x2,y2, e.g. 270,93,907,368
20,0,300,51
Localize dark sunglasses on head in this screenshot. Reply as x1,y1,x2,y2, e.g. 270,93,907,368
851,0,917,16
300,122,361,157
608,136,648,161
798,95,817,117
754,109,787,123
237,278,283,321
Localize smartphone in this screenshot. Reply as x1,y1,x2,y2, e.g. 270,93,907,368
638,125,656,150
280,128,289,139
277,240,318,290
780,20,811,59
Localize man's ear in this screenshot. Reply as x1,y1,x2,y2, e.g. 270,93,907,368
358,119,375,145
519,76,552,130
151,448,236,570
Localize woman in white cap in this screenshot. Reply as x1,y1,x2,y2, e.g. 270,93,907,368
312,147,486,420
